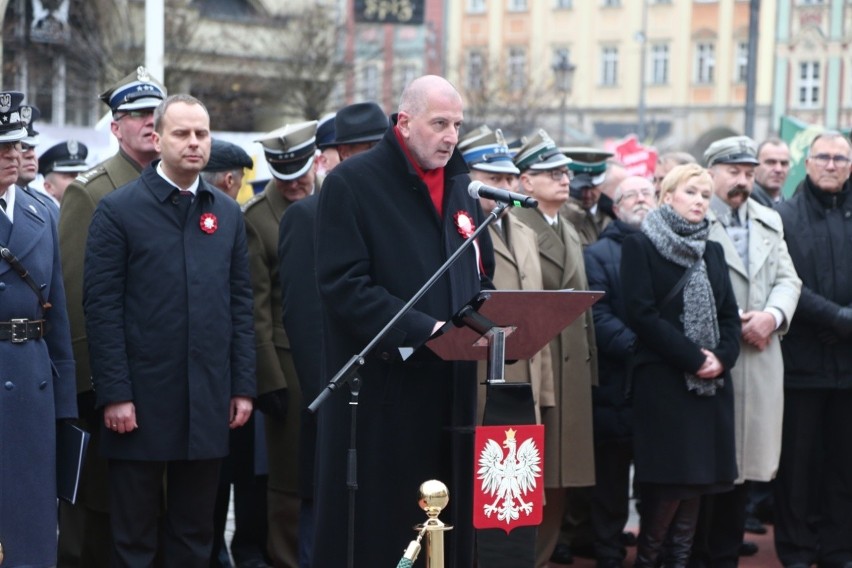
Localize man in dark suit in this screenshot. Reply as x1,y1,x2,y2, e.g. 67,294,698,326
312,75,492,568
83,94,256,567
57,66,166,567
278,101,388,568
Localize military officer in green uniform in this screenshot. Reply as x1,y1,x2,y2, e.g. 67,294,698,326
243,120,318,567
56,66,166,567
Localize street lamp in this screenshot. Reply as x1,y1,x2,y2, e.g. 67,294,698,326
552,51,576,144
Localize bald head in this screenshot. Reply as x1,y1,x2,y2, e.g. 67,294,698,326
398,75,462,117
396,75,464,171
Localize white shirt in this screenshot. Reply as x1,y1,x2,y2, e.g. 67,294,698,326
0,184,16,223
156,162,199,196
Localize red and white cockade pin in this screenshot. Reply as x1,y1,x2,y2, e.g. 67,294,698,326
454,210,475,239
199,213,218,234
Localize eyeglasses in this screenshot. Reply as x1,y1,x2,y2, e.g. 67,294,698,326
533,168,573,181
20,143,36,152
809,153,852,167
617,188,656,203
115,109,154,121
0,141,23,154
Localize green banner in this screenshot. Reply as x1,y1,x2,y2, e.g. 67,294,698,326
779,116,852,198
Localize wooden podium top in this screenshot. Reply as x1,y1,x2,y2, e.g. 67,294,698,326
425,290,603,361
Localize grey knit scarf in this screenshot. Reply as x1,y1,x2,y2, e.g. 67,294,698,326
641,205,722,396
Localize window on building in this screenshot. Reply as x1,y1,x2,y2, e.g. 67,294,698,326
508,0,528,11
695,42,715,84
799,0,824,5
362,64,380,102
735,41,749,82
602,0,621,6
798,61,820,106
650,43,669,84
467,50,485,92
397,62,419,94
555,0,572,8
601,46,618,86
468,0,486,13
508,47,527,92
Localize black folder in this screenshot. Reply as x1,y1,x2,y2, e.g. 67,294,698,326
56,421,90,504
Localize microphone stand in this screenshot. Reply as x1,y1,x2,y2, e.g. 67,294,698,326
308,201,513,568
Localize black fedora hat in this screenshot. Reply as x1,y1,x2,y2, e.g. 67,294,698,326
331,102,388,146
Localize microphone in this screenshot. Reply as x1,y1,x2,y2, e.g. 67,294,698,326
468,180,538,209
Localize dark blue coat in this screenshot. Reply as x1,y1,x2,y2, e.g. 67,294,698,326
83,165,256,460
313,119,492,568
0,188,76,567
583,220,637,442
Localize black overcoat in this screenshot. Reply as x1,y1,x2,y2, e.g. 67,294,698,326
83,165,256,460
620,233,740,486
278,194,323,499
775,178,852,389
313,120,492,568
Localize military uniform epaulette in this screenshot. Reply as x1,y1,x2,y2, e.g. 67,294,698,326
240,191,266,214
74,165,107,185
20,185,51,209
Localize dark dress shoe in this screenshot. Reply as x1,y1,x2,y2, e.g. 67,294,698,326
738,541,759,557
744,515,768,535
550,543,574,565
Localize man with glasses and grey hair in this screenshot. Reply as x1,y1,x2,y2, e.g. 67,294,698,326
773,131,852,568
582,176,657,567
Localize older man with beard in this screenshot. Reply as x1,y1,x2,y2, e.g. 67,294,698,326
688,136,801,568
582,176,656,567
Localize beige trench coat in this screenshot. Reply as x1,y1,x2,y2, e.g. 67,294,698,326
513,208,598,488
476,216,554,424
709,199,801,483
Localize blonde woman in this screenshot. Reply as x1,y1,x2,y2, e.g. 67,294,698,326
620,164,740,567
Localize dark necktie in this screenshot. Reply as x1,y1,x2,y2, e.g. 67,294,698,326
176,190,193,221
0,197,10,243
730,208,741,227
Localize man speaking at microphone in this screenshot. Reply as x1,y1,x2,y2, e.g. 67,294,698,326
313,75,494,568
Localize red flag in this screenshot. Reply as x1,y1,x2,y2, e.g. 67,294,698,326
472,424,545,533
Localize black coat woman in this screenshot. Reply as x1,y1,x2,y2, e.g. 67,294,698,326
620,164,740,567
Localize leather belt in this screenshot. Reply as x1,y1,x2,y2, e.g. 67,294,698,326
0,318,45,343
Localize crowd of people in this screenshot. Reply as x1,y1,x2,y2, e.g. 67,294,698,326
0,67,851,568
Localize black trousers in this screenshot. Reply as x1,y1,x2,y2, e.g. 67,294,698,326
211,415,269,567
590,437,633,561
774,389,852,568
109,458,221,568
688,482,747,568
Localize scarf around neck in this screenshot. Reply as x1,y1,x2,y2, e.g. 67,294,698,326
641,205,722,396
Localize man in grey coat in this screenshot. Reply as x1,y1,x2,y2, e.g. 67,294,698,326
690,136,801,568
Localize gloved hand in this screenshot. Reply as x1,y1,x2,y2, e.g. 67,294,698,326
831,307,852,337
255,388,289,421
